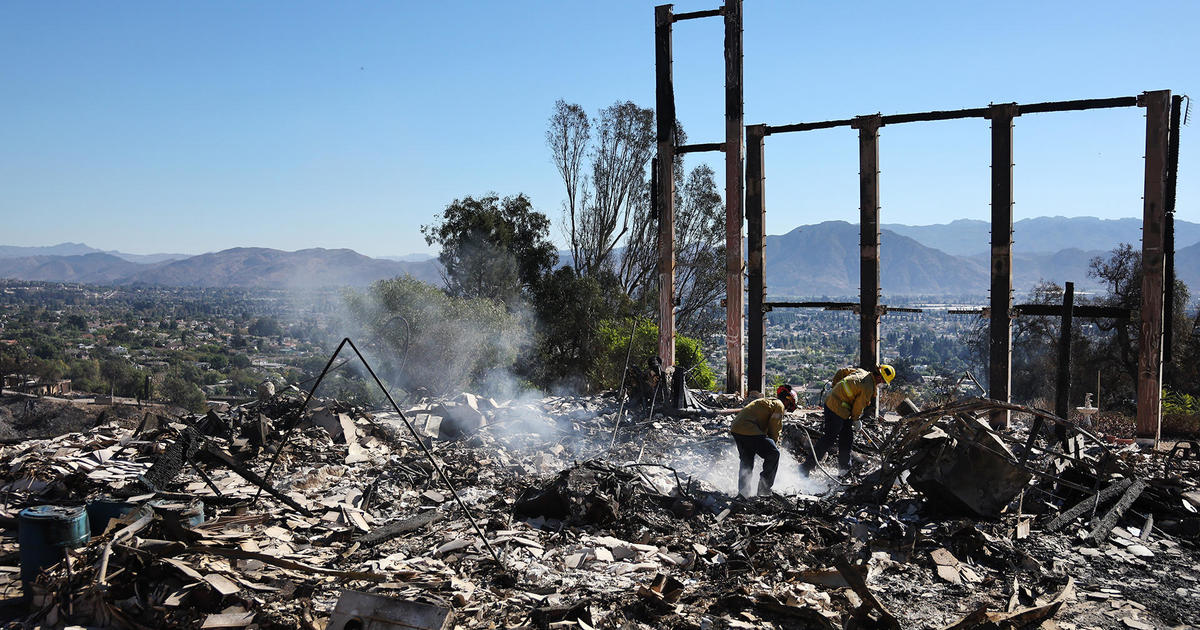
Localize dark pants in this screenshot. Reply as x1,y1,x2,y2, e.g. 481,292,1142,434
804,406,854,471
733,434,780,497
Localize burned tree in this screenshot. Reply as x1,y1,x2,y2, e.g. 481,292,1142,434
547,100,591,273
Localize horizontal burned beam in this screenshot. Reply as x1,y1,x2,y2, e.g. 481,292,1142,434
763,95,1138,136
1015,304,1132,320
765,301,857,309
763,301,923,314
676,142,726,154
1020,96,1137,114
672,8,722,21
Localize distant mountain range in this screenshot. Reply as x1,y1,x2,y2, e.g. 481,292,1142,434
0,216,1194,295
0,248,441,289
0,243,189,264
763,219,1199,297
883,216,1200,257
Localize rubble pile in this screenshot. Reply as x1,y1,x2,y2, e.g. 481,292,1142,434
1,388,1199,629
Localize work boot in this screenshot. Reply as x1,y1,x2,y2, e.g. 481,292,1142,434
757,477,774,497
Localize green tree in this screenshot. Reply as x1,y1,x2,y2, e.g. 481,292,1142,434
594,319,714,391
64,314,88,330
163,375,206,412
524,267,632,391
346,275,528,396
249,317,283,337
421,193,557,304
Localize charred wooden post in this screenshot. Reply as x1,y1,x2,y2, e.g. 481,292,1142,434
1164,94,1182,365
1055,282,1075,420
723,0,745,395
655,4,677,367
1136,90,1171,439
745,124,767,394
988,103,1019,429
853,114,883,371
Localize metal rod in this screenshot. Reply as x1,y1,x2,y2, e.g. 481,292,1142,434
253,337,350,505
610,316,640,449
341,339,504,568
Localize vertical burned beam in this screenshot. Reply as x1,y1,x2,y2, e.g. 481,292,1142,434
988,103,1019,429
1055,282,1075,420
1163,94,1182,366
853,115,882,371
724,0,745,395
655,4,677,367
745,124,767,395
1136,90,1171,440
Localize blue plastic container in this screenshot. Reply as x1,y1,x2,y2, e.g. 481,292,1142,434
18,505,90,592
86,498,139,536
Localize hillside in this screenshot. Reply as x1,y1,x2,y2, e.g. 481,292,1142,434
884,216,1200,257
763,221,989,297
0,215,1193,296
0,248,442,289
1178,241,1200,292
125,247,442,288
0,253,143,284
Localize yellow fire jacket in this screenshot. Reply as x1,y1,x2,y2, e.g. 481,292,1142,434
731,397,784,442
825,368,876,421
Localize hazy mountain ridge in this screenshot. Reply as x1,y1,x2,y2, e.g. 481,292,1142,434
0,216,1192,295
884,216,1200,257
129,247,442,288
0,248,442,289
765,221,990,297
0,243,189,264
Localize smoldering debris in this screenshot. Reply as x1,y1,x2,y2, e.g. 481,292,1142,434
2,387,1200,629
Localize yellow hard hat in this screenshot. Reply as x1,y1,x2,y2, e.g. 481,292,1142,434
878,364,896,384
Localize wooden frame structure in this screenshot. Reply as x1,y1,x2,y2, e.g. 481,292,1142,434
654,2,745,395
741,91,1179,436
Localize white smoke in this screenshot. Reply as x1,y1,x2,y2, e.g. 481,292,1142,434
675,438,832,498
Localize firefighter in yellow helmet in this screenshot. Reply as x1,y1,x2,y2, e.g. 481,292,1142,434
802,364,895,475
730,384,797,497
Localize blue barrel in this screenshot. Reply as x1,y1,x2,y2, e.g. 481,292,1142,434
150,498,205,527
18,505,90,592
86,498,139,536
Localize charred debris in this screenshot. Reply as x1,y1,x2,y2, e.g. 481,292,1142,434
2,344,1200,629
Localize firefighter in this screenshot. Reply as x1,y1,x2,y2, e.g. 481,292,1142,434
802,364,895,475
730,384,797,497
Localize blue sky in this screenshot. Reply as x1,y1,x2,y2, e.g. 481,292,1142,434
1,1,1196,257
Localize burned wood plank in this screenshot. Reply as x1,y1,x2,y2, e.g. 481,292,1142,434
834,555,901,630
1045,478,1133,532
1089,478,1148,543
185,546,387,582
357,510,443,546
201,445,313,517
